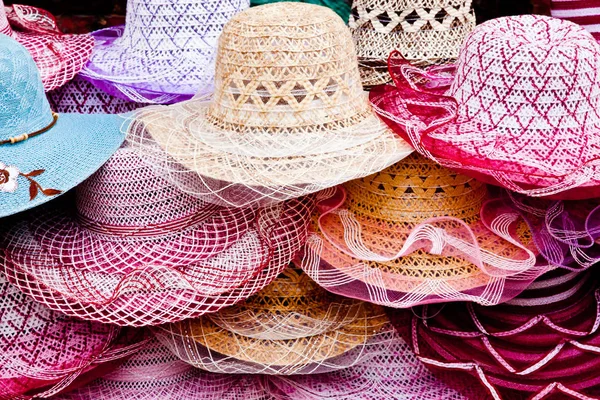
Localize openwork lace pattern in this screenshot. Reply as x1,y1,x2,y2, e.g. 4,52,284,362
301,153,549,308
349,0,475,86
126,2,413,208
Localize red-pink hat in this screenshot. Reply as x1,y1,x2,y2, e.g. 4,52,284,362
550,0,600,41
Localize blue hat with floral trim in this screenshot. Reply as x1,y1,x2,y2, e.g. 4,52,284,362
0,34,125,218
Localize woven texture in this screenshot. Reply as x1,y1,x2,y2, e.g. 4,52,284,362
550,0,600,41
249,0,350,22
47,75,143,114
394,268,600,399
126,2,413,208
0,3,94,92
0,146,314,326
370,15,600,200
154,268,393,375
349,0,475,87
79,0,249,104
300,153,550,308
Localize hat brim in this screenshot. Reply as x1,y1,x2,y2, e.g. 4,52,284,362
0,112,125,219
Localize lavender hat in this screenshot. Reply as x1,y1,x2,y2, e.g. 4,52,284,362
79,0,250,104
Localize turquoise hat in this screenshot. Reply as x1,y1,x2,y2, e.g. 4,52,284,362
0,34,125,218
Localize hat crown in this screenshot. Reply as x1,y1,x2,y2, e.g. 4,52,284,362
206,2,372,133
345,153,486,223
449,15,600,137
76,147,206,231
0,35,54,141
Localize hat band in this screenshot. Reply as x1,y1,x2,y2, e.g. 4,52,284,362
0,112,58,145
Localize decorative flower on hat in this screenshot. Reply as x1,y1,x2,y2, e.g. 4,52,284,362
0,162,19,192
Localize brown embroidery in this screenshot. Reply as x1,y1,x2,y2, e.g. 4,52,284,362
0,162,62,200
20,169,62,200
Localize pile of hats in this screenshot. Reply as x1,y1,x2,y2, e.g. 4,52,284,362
1,0,600,398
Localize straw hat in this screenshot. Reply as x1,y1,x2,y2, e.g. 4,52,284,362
48,75,143,114
301,153,550,308
550,0,600,41
349,0,475,87
126,2,413,208
0,35,125,218
249,0,351,23
370,15,600,200
79,0,249,104
396,269,600,399
0,146,314,326
154,268,392,374
0,3,94,92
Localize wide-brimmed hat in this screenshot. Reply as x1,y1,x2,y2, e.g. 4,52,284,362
126,2,413,208
300,153,550,308
48,75,143,114
395,268,600,399
0,3,94,92
154,268,392,375
78,0,249,104
0,35,125,219
0,273,144,399
370,15,600,200
249,0,350,23
550,0,600,41
349,0,475,87
0,146,314,326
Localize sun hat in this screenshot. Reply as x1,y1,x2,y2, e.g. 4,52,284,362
370,15,600,200
78,0,250,104
47,75,143,114
0,34,125,219
0,145,314,326
0,273,145,399
300,153,551,308
0,2,94,92
550,0,600,41
126,2,413,208
349,0,475,87
249,0,350,23
154,268,393,375
395,268,600,399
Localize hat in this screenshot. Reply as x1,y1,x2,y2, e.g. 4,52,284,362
78,0,250,104
0,146,314,326
300,153,549,308
370,15,600,200
0,3,94,92
126,2,413,208
349,0,475,87
550,0,600,41
0,273,144,399
154,268,392,375
396,268,600,399
0,34,125,219
47,75,143,114
249,0,350,23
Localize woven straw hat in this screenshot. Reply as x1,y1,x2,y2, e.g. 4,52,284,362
249,0,350,23
301,153,550,308
371,15,600,200
0,273,144,399
0,146,314,326
350,0,475,87
0,3,94,92
79,0,249,104
396,269,600,399
154,268,392,374
126,2,413,208
48,75,143,114
0,35,125,218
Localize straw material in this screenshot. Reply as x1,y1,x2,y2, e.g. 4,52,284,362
350,0,475,87
395,269,600,399
300,153,551,308
154,268,393,374
0,3,94,92
249,0,350,23
126,2,413,208
0,147,314,326
370,15,600,200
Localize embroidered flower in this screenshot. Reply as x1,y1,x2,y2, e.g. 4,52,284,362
0,162,20,193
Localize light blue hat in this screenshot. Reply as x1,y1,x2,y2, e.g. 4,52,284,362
0,34,125,218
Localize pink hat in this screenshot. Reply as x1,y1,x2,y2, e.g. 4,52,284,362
550,0,600,41
370,15,600,200
0,146,314,326
0,3,94,91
